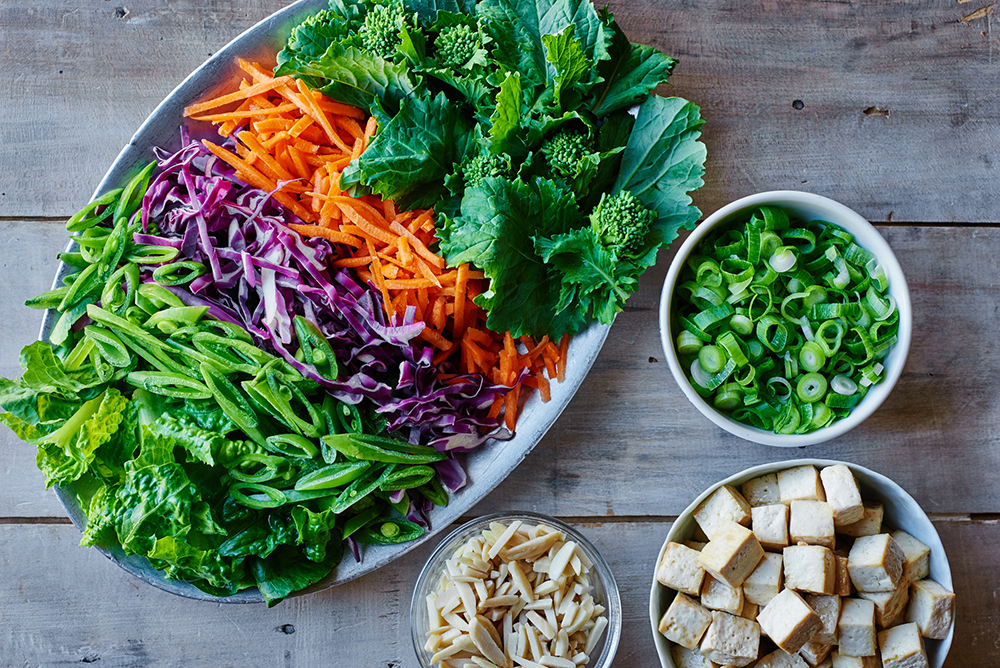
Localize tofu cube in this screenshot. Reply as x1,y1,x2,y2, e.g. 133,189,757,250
701,574,745,615
699,611,760,667
743,552,784,606
834,555,853,596
753,504,790,551
756,648,810,668
848,534,904,593
741,600,759,621
831,652,880,668
657,542,706,596
891,530,931,583
906,579,955,640
743,473,781,507
837,598,877,657
819,465,864,526
837,502,883,538
879,622,929,668
859,579,909,628
698,522,765,589
783,545,835,594
757,588,823,654
803,594,841,645
778,465,826,505
799,640,833,666
659,592,714,649
695,485,753,540
670,644,717,668
789,501,836,549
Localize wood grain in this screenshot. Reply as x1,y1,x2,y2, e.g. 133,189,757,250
4,0,1000,222
0,519,991,667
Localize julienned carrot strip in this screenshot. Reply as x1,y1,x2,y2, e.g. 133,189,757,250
190,103,299,121
337,205,395,245
333,256,373,267
183,75,294,116
420,328,453,352
389,221,446,269
454,263,469,338
542,353,557,380
557,334,569,382
287,224,361,248
237,131,296,181
366,239,395,319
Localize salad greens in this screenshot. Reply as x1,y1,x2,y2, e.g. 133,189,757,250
276,0,707,338
0,160,456,606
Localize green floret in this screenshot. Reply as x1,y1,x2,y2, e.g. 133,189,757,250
435,23,482,71
359,2,412,59
462,153,508,189
541,129,592,180
589,190,657,257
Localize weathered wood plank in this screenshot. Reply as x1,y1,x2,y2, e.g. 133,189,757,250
3,222,1000,518
0,519,991,666
4,0,1000,222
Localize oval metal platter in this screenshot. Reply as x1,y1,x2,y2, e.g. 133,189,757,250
41,0,611,603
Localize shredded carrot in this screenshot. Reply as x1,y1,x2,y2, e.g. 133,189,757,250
184,60,572,431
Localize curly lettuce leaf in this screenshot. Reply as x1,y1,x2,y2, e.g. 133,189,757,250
19,341,104,400
586,8,677,118
535,227,659,325
147,536,240,592
35,389,128,487
438,176,586,337
251,547,339,607
292,506,337,563
276,42,422,113
614,95,706,246
343,91,474,209
115,462,196,555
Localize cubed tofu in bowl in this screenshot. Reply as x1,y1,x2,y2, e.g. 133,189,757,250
650,460,953,668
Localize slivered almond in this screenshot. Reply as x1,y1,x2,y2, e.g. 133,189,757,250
489,520,523,559
470,617,507,667
547,542,577,582
502,533,561,561
508,560,534,602
482,595,521,608
539,658,575,668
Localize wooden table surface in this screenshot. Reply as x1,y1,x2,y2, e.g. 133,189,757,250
2,1,998,666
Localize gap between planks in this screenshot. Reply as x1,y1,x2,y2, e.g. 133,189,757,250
1,513,996,525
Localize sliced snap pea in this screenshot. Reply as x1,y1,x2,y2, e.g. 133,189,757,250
144,306,209,332
199,362,266,447
136,283,186,310
294,461,371,491
58,262,100,311
49,299,94,347
113,161,156,225
126,371,212,400
321,433,446,465
416,477,449,507
264,434,319,459
84,326,133,368
101,263,141,315
379,465,436,492
25,285,71,310
293,316,338,381
152,261,207,286
354,517,424,545
341,504,384,540
228,453,289,484
65,188,123,232
126,245,180,264
229,483,285,509
328,464,394,514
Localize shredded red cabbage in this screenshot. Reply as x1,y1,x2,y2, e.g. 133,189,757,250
138,134,511,453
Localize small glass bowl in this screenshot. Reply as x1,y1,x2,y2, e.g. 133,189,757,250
410,511,622,668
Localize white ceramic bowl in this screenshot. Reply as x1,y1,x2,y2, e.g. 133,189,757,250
648,459,954,668
659,191,912,447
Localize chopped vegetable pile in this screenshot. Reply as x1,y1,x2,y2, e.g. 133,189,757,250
0,0,706,603
671,206,899,434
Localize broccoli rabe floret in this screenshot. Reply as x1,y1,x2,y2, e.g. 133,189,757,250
435,23,482,70
540,129,592,180
359,2,412,59
589,190,657,257
462,152,508,189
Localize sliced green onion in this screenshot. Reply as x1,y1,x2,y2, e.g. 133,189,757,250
698,345,727,374
799,341,827,372
676,331,704,356
797,373,828,403
831,374,858,395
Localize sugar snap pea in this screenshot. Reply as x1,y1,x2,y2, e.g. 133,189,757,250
321,433,446,465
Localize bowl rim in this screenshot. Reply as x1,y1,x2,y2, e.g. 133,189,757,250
409,511,623,668
647,458,954,668
658,190,913,447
